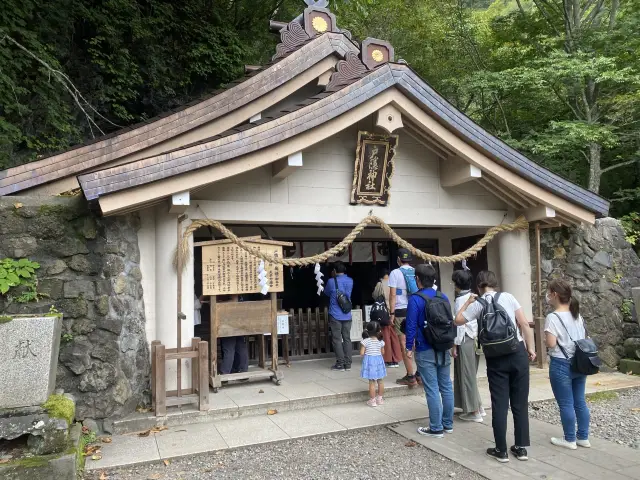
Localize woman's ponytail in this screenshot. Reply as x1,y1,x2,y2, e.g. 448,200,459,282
569,296,580,320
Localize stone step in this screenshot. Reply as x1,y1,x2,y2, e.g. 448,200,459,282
110,379,422,434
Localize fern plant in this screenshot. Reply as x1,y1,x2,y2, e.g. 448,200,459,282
0,258,42,302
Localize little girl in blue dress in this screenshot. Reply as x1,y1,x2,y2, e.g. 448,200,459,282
360,322,387,407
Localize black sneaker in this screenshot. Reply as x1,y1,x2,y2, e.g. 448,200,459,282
417,427,444,438
344,365,352,371
510,445,528,461
486,448,509,463
330,364,345,371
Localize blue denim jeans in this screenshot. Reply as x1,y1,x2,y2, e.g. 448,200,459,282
415,348,454,432
549,356,590,442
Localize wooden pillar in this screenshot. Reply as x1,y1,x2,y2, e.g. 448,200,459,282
271,292,278,370
198,341,209,410
154,345,166,416
535,223,547,368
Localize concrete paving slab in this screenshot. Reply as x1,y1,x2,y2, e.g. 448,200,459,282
214,415,289,448
85,433,159,471
268,409,346,438
372,396,428,422
272,381,336,401
317,377,375,394
318,402,396,429
222,383,290,408
155,423,228,459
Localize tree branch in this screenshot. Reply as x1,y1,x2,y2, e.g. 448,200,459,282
601,159,638,174
0,33,122,137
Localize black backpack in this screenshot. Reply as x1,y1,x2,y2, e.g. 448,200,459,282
334,277,352,314
476,293,520,358
415,291,456,352
553,313,601,375
369,295,390,326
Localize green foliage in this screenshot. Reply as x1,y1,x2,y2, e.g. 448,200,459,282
62,333,74,343
586,390,619,402
0,257,41,301
621,299,634,321
0,315,12,323
42,394,76,426
620,212,640,250
0,0,300,169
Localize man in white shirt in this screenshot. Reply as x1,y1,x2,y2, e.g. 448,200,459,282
388,248,419,387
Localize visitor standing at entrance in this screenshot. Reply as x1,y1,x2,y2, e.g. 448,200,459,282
388,249,419,386
451,269,484,422
544,279,591,450
324,261,354,371
360,321,387,407
373,268,401,367
405,264,454,437
455,271,536,463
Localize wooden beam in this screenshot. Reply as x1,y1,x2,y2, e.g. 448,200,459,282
272,151,303,179
376,104,403,133
168,191,189,214
317,69,333,87
482,176,528,209
440,156,482,187
404,124,452,159
476,179,519,209
524,205,556,222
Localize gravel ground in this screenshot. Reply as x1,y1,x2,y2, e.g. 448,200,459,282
529,387,640,449
84,428,486,480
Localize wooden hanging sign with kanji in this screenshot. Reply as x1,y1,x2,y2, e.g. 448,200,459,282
350,131,398,206
197,237,293,296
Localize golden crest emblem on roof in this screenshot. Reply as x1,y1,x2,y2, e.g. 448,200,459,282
312,16,328,33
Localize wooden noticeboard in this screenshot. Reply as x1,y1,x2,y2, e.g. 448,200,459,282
199,239,289,296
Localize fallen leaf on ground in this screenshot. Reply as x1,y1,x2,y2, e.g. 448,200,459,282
0,459,10,464
163,459,171,466
91,454,102,461
136,407,151,413
631,408,640,412
100,437,112,443
267,409,278,415
258,389,264,393
595,381,603,386
138,430,151,437
286,364,291,368
405,441,417,447
84,445,101,455
13,203,22,209
99,472,108,480
147,474,162,479
150,426,168,433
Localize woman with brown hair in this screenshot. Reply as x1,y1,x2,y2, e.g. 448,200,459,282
544,278,591,450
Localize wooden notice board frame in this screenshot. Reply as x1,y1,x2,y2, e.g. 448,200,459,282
195,237,293,391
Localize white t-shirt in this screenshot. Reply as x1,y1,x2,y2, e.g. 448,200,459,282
388,265,414,310
361,338,385,357
454,292,477,345
462,291,523,342
544,311,586,359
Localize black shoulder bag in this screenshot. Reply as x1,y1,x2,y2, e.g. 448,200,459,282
553,313,601,375
334,277,352,314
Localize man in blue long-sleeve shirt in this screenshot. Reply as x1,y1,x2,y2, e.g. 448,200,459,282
405,264,454,438
323,261,354,371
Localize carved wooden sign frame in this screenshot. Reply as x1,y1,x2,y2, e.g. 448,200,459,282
350,131,398,206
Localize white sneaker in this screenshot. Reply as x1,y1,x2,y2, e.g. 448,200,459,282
551,437,577,450
459,413,483,423
576,439,591,448
480,406,487,417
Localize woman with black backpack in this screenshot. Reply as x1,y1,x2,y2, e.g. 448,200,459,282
544,279,592,450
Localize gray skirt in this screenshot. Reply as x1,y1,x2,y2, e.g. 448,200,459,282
454,335,482,413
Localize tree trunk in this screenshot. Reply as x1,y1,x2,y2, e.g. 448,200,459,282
587,142,602,193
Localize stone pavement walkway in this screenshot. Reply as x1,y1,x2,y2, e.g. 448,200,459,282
390,410,640,480
88,364,640,474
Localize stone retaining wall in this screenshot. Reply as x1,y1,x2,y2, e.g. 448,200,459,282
531,218,640,368
0,197,150,424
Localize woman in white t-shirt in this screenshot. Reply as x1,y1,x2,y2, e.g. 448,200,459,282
544,278,590,451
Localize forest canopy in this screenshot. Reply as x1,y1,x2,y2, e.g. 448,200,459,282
1,0,638,223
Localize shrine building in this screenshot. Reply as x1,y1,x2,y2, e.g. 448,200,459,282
0,2,609,394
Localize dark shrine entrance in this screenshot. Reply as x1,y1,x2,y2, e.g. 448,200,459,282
194,232,439,363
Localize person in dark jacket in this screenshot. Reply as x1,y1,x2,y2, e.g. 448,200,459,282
323,261,354,372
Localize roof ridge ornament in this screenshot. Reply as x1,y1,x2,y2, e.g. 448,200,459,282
304,0,329,6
